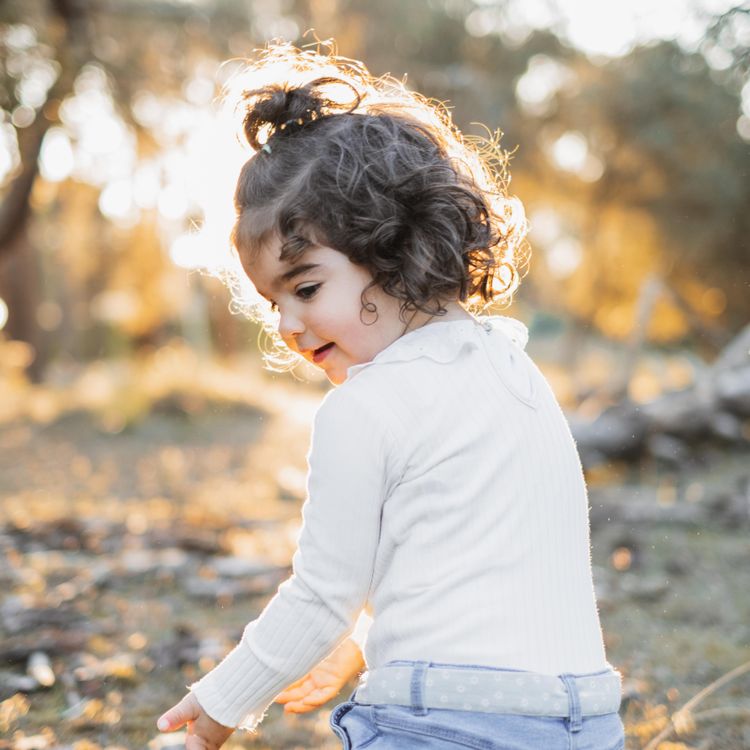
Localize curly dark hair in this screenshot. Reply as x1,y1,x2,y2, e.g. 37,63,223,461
223,41,528,368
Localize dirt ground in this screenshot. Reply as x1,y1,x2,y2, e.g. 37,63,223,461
1,357,749,750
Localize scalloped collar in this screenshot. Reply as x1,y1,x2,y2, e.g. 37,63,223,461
345,315,529,381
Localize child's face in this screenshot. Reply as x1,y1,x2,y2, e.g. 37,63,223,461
241,235,414,385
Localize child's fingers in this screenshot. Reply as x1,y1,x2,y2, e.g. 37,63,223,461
157,693,201,732
276,686,316,702
282,685,340,714
275,690,300,704
279,684,334,707
277,691,315,708
275,679,315,702
302,685,338,703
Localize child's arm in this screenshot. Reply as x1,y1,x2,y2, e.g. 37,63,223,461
274,636,364,713
157,391,390,734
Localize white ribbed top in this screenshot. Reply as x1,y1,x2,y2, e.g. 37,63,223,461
190,315,611,730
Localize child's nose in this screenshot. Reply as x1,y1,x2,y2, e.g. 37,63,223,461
278,307,305,342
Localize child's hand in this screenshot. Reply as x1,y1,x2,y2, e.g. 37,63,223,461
274,638,365,714
157,692,234,750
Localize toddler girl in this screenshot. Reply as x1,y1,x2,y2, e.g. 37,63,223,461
158,42,625,750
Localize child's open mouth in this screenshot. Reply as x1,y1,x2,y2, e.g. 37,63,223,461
313,343,335,363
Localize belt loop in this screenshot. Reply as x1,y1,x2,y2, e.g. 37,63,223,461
409,661,430,716
559,674,583,732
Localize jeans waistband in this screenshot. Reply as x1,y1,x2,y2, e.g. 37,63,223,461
352,662,622,727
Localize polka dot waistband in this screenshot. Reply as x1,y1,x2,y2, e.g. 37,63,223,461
354,664,622,717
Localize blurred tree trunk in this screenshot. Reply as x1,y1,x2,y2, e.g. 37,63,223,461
0,0,89,256
0,122,44,258
0,0,90,380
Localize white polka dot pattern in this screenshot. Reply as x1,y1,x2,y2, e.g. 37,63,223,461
355,665,622,718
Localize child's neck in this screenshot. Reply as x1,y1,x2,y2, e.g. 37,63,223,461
401,302,473,335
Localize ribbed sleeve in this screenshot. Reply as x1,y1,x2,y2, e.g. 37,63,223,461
190,388,393,729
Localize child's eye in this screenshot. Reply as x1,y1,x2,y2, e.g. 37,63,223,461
296,284,320,301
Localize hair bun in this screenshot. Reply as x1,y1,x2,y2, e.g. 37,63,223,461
241,77,360,151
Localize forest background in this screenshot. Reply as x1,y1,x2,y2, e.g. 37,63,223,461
0,1,749,749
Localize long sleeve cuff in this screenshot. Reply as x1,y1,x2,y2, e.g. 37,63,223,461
190,638,278,731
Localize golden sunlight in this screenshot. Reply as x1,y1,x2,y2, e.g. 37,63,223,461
549,131,604,182
515,55,576,117
39,127,74,182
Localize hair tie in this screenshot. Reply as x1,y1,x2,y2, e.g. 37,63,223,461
260,110,327,155
279,117,306,131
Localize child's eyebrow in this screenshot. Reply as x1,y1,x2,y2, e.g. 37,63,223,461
257,263,322,299
274,263,321,288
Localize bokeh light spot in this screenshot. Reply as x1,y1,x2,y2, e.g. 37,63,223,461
39,127,74,182
611,547,633,571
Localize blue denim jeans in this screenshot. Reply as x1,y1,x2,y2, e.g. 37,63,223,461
329,661,626,750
